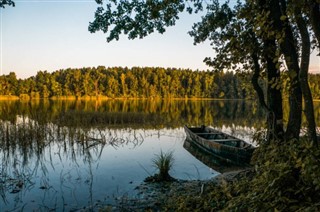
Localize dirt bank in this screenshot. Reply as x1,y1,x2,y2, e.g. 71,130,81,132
101,169,252,211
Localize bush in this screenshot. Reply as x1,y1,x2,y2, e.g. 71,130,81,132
226,139,320,211
164,138,320,211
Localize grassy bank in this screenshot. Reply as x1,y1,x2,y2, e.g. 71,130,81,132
165,139,320,211
103,138,320,211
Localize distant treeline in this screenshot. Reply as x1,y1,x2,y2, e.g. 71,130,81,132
0,67,320,99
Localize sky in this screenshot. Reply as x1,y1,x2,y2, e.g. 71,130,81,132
0,0,213,79
0,0,319,79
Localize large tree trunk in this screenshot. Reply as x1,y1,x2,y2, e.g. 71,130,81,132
251,52,275,142
251,54,269,111
255,0,285,142
268,0,302,140
295,9,318,145
266,58,284,141
251,42,284,142
263,39,284,141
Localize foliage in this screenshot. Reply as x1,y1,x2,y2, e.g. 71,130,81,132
1,68,320,100
89,0,205,42
225,139,320,211
163,138,320,211
89,0,186,41
0,0,14,8
0,67,257,99
89,0,320,142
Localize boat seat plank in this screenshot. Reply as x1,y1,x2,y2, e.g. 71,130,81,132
195,133,222,135
214,139,240,142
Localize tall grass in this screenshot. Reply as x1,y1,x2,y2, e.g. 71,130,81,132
151,150,175,181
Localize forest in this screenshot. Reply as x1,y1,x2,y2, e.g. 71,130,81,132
1,67,320,100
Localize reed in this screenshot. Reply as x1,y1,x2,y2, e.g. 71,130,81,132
150,150,175,181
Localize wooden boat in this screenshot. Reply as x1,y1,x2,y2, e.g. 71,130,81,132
184,125,255,164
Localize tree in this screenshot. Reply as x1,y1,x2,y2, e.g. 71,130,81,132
5,72,18,96
0,0,14,8
257,0,318,143
291,1,318,144
89,0,319,144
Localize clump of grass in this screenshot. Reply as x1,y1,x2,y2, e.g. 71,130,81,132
145,150,176,182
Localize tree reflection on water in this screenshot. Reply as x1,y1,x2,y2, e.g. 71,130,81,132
0,99,268,129
0,115,144,211
0,99,318,210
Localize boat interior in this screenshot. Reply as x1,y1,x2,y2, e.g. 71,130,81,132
190,126,251,148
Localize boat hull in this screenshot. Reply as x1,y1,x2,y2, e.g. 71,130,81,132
184,125,255,164
183,139,250,173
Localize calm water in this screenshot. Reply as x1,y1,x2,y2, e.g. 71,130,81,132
0,99,319,211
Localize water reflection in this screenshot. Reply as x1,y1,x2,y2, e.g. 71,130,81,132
2,99,319,129
0,99,268,129
0,99,319,211
0,119,144,211
0,122,215,211
183,139,249,173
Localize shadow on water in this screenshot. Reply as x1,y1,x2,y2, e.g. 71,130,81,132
183,139,250,174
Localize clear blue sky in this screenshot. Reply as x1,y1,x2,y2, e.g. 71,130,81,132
0,0,213,79
0,0,319,79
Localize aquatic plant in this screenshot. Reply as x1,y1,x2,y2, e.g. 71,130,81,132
146,150,175,182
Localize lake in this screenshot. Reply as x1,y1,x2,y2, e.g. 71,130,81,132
0,99,319,211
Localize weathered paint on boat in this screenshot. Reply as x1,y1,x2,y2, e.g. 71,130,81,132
184,125,255,164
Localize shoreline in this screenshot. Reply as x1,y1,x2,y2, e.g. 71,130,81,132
0,95,248,101
1,95,320,101
99,169,252,211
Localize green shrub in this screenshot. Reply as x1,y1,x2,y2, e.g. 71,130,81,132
164,138,320,211
219,138,320,211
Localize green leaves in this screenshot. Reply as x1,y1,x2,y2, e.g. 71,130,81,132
0,0,15,8
268,76,282,90
288,70,297,79
89,0,187,42
224,138,320,210
162,137,320,211
280,15,287,21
